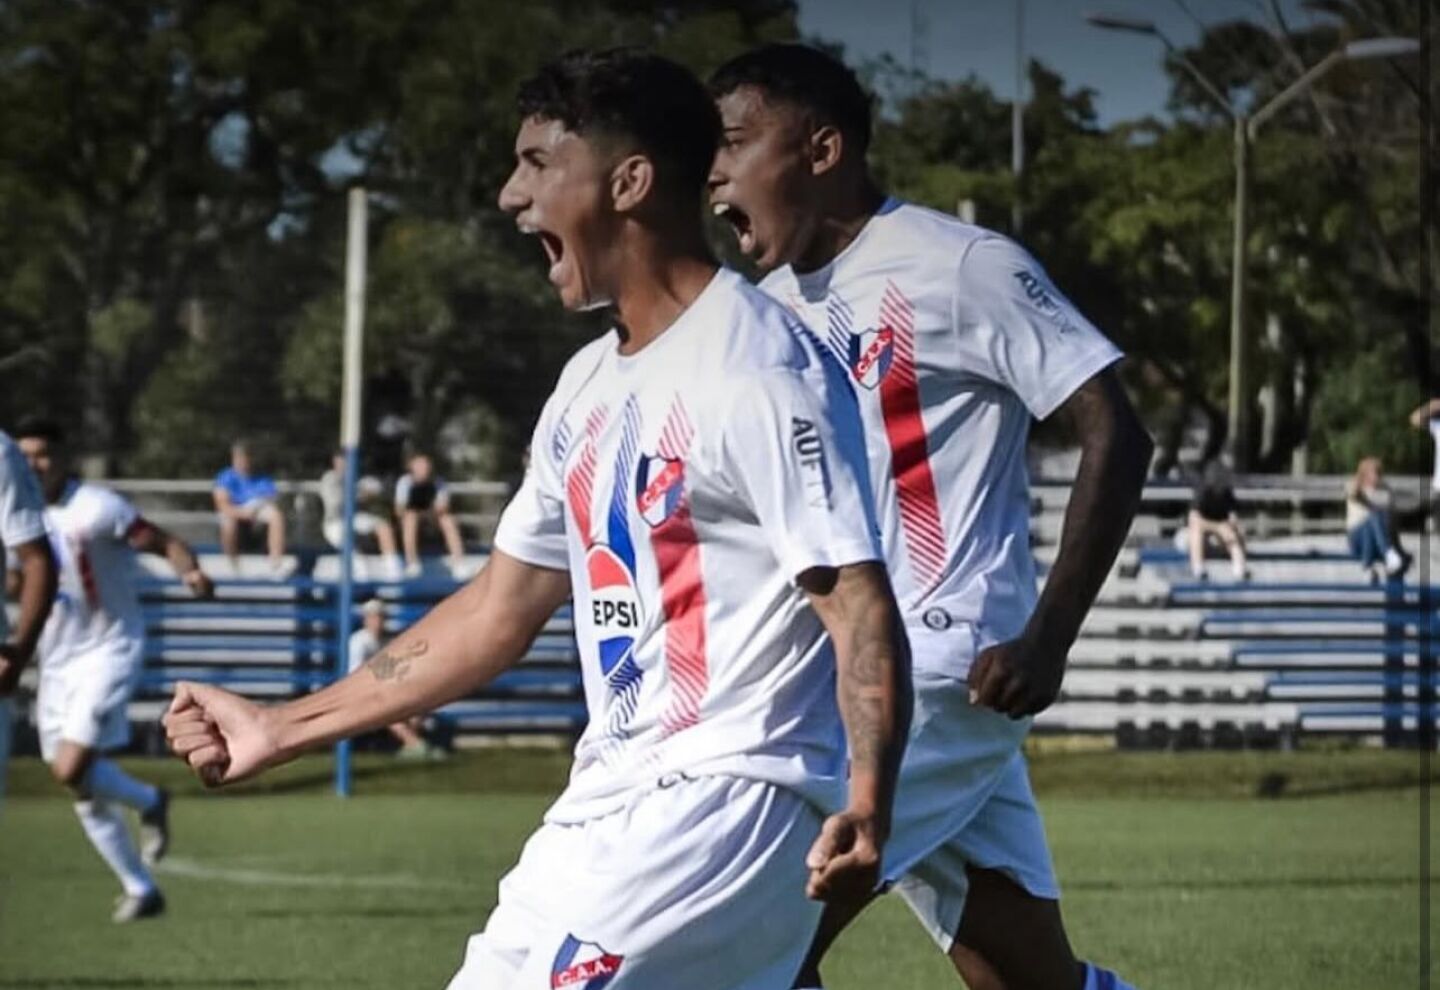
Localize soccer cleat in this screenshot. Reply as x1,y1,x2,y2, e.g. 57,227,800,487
112,888,165,923
139,788,171,865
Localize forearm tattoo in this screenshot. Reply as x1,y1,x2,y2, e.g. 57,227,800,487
366,639,429,683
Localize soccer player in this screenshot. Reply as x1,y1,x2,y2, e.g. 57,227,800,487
164,49,911,990
14,417,215,922
0,429,58,802
707,44,1153,990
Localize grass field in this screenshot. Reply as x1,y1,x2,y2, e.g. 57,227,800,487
0,748,1434,989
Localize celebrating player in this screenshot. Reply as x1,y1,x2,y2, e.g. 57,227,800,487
0,429,58,802
163,48,910,990
708,44,1153,990
14,417,215,922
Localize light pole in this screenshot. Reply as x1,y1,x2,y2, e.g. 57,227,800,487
1086,13,1419,469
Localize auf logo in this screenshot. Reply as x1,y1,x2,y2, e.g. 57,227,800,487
791,416,831,508
1013,270,1079,333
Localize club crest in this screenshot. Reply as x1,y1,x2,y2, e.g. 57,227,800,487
586,544,641,676
848,326,895,389
551,935,624,988
634,453,685,527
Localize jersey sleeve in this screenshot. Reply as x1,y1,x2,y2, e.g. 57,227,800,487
0,440,46,548
952,235,1123,420
96,489,142,542
492,400,570,571
719,368,883,582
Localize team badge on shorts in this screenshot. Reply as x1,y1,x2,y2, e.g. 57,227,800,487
586,544,642,676
634,453,685,527
848,326,895,389
551,934,624,988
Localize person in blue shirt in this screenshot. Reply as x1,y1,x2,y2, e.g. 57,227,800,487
212,440,287,575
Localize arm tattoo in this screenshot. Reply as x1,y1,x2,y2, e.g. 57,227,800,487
366,639,429,683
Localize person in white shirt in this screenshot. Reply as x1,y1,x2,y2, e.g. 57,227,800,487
0,430,58,803
163,49,910,990
14,417,215,923
709,44,1153,990
320,451,403,576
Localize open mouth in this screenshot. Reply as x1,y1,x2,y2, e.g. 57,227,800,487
520,223,566,283
712,202,756,257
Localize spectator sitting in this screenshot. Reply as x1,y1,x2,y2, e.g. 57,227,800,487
348,599,437,759
1188,460,1248,582
213,441,288,575
394,452,465,577
320,451,402,576
1345,456,1410,583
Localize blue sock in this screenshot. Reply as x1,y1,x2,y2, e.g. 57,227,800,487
1084,962,1138,990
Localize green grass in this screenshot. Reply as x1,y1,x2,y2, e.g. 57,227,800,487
0,750,1433,989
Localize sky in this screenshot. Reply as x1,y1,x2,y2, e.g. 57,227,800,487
797,0,1335,125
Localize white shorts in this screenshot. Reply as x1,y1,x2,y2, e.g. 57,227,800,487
36,640,145,761
885,624,1059,951
446,774,823,990
323,513,383,548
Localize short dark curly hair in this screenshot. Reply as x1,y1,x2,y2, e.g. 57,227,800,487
516,48,721,203
14,416,63,446
709,44,874,157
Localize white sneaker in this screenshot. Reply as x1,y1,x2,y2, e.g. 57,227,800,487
403,561,423,579
112,888,165,923
1384,548,1406,576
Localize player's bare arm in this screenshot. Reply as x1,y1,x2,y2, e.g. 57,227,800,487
128,520,214,599
799,559,912,902
969,367,1153,718
1408,398,1440,429
0,535,58,694
163,550,570,784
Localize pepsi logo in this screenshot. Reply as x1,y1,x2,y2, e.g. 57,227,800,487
634,454,685,527
551,934,624,988
848,326,895,389
586,544,641,676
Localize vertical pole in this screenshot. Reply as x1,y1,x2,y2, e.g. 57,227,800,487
1011,0,1024,235
1228,118,1251,470
335,186,367,798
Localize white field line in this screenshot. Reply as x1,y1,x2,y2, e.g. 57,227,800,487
156,855,472,891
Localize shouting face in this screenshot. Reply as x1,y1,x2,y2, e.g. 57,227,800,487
708,86,819,273
499,116,620,311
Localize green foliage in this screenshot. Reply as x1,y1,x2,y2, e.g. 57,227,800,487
0,1,1426,480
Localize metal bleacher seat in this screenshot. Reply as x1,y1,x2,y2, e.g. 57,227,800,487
122,552,585,749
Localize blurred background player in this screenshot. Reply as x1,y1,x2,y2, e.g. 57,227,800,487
212,439,288,575
348,598,432,758
320,451,403,578
14,417,214,922
708,44,1150,990
163,48,910,990
0,429,58,803
394,451,465,577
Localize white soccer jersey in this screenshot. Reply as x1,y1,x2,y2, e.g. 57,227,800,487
495,268,882,824
762,199,1122,657
35,481,147,670
0,432,47,642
